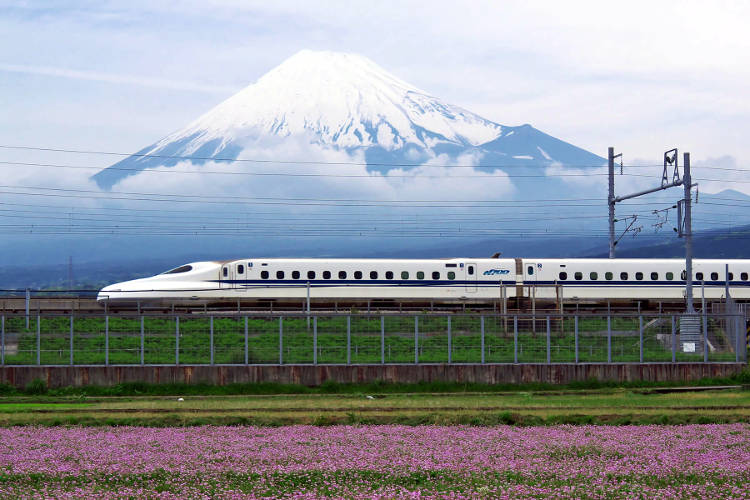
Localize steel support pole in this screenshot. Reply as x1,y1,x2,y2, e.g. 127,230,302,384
105,315,109,366
574,316,579,363
703,312,708,362
608,146,616,259
481,316,485,364
313,316,317,365
546,316,551,364
346,316,352,365
513,316,518,363
380,316,385,364
671,315,676,363
244,316,249,365
639,316,644,363
210,316,214,365
1,315,4,365
69,315,73,366
607,315,612,363
279,317,283,365
447,316,452,364
140,316,144,365
414,316,419,364
175,316,180,365
36,315,40,365
684,152,695,313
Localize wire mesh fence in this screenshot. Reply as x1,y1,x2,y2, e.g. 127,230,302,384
0,312,746,366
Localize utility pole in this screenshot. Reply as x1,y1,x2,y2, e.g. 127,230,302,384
607,147,621,258
683,152,694,313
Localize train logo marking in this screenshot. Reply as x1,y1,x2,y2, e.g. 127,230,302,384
483,269,510,276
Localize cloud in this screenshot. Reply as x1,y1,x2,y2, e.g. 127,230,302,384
0,63,238,94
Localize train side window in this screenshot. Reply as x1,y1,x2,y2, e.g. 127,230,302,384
447,271,456,280
386,271,394,279
370,271,378,279
696,272,704,281
432,271,440,280
468,266,474,275
417,271,425,280
222,267,228,277
276,270,285,279
323,271,331,279
354,271,363,279
710,272,718,281
261,271,269,279
559,272,568,280
237,264,244,274
401,271,409,279
681,270,686,280
338,271,347,279
307,271,316,279
590,272,598,280
666,272,674,280
620,272,628,280
292,271,300,279
527,265,534,275
605,272,613,280
742,272,749,281
651,272,658,280
635,272,643,281
728,272,733,280
574,272,582,280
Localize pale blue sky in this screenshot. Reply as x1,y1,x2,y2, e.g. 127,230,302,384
1,0,748,174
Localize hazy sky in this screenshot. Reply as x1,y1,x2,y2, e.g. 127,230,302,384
2,0,748,167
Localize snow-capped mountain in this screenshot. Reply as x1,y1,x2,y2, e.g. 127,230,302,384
93,50,604,188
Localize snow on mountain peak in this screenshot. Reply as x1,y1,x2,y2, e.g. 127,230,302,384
157,49,503,153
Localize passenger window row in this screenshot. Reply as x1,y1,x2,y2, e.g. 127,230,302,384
557,270,749,281
257,270,458,280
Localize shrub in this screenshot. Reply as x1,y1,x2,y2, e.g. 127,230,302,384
25,378,48,395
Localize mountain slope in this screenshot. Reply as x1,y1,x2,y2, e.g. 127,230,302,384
93,50,604,188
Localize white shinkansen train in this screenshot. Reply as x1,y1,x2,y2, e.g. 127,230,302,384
96,257,750,307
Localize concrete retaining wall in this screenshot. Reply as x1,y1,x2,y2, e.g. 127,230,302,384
0,363,745,388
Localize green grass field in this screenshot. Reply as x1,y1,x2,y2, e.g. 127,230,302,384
0,387,747,427
1,314,739,365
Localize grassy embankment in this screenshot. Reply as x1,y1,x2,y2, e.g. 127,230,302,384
1,315,738,364
0,377,748,427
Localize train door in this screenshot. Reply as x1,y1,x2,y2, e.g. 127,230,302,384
525,262,538,297
220,264,233,288
465,262,478,292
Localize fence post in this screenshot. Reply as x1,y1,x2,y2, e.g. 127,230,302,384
140,316,145,365
279,317,283,365
313,316,317,365
702,312,708,362
36,314,40,365
105,315,109,366
639,316,644,363
244,316,249,365
347,316,351,365
447,315,452,364
1,315,4,365
513,316,518,364
380,316,385,364
479,316,486,364
175,316,180,365
25,288,30,330
574,316,579,363
607,315,612,363
414,316,419,364
546,316,551,364
69,315,74,366
210,316,214,365
671,315,677,363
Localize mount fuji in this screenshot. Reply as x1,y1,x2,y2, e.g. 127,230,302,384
92,50,604,189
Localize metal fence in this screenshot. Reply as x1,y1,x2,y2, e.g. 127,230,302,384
0,313,746,366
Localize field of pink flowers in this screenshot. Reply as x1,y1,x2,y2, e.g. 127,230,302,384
0,424,748,498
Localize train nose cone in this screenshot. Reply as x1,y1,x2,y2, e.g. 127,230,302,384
97,284,121,303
